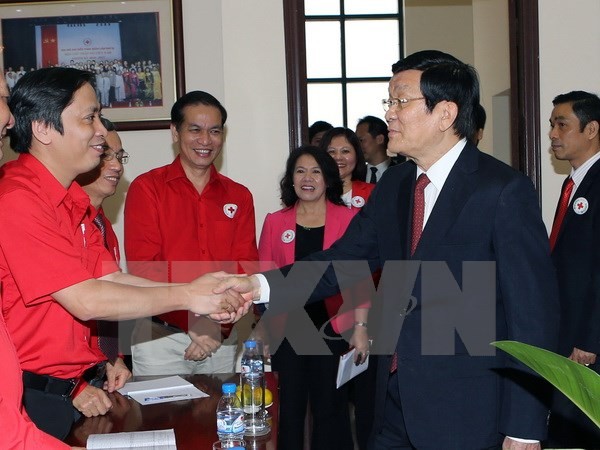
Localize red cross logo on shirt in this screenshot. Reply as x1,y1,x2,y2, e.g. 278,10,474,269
281,229,295,243
223,203,238,218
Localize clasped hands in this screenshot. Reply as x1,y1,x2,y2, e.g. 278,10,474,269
189,271,260,323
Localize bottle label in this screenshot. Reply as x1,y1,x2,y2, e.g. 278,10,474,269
216,411,245,435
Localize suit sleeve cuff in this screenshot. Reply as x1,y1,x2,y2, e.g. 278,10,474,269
507,436,539,444
253,274,270,305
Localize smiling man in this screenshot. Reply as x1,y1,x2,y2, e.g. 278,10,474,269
76,117,132,385
0,68,249,440
221,50,560,449
124,90,257,376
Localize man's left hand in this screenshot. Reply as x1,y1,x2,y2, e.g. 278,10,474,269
104,357,132,392
502,437,540,450
72,385,113,417
569,347,597,366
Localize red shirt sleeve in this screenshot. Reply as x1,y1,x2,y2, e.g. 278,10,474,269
0,189,114,305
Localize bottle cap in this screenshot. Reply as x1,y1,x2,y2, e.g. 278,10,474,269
222,383,237,394
244,340,257,349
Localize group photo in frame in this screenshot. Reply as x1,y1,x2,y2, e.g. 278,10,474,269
0,0,185,130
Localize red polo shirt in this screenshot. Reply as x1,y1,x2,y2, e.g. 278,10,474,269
124,156,258,331
0,313,69,449
0,154,119,380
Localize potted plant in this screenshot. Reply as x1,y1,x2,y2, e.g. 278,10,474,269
493,341,600,427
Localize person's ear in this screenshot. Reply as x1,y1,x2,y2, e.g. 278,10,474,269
584,120,599,141
170,124,179,143
438,101,458,132
31,120,52,145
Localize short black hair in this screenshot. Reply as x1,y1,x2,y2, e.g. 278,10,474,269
391,50,480,140
470,103,487,144
473,103,486,131
9,67,96,153
356,115,389,147
308,120,333,142
318,127,367,182
101,116,117,132
552,91,600,132
280,145,344,207
171,90,227,129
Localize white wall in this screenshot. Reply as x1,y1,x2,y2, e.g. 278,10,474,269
538,0,600,229
404,0,511,159
472,0,510,161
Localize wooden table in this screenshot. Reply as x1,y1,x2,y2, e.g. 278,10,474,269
66,373,278,450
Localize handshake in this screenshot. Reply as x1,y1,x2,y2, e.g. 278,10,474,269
188,272,262,323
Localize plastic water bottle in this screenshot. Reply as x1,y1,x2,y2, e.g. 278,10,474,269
240,340,269,436
240,340,263,379
216,383,245,442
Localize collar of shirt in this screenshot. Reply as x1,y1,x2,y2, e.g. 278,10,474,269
341,189,352,208
569,150,600,201
416,138,467,227
166,155,223,191
367,159,391,180
20,153,91,231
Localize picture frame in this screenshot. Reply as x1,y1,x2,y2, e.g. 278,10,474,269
0,0,185,131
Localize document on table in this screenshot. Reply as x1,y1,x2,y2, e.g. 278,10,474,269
86,429,177,449
336,348,369,389
117,375,208,405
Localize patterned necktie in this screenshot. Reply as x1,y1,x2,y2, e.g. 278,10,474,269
410,174,431,256
549,177,575,251
391,173,431,374
369,167,378,184
93,214,108,249
93,213,119,361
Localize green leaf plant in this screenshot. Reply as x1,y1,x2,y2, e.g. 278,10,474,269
492,340,600,428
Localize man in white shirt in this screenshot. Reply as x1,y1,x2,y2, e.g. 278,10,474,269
546,90,600,448
355,115,396,183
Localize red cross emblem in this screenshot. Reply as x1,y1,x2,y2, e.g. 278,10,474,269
223,203,238,218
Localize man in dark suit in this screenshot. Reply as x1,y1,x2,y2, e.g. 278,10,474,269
355,115,402,183
546,90,600,448
224,50,559,449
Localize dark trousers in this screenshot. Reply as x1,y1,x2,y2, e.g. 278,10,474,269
23,388,79,440
369,373,414,450
369,374,502,450
272,338,354,450
546,388,600,449
348,355,377,450
22,364,106,440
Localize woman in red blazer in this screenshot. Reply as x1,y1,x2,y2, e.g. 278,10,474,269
257,146,355,450
320,127,374,212
320,127,377,450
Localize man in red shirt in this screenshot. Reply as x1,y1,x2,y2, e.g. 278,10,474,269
125,90,258,375
0,68,248,440
76,117,132,382
0,62,82,450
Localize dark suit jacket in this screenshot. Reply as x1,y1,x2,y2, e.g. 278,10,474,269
552,158,600,356
264,142,559,448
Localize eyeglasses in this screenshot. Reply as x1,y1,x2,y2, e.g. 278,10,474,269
382,97,425,112
101,149,129,165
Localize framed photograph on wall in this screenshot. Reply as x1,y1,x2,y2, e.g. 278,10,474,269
0,0,185,130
